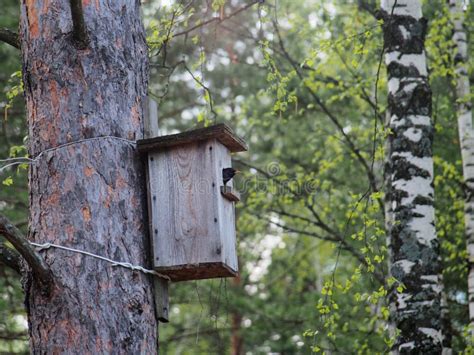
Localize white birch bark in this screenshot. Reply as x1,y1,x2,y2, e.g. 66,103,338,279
448,0,474,336
381,0,443,352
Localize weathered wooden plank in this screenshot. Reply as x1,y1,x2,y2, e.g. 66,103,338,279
150,141,220,269
212,140,239,273
149,138,239,281
137,123,248,153
144,98,160,138
156,262,237,282
144,97,169,323
153,278,169,323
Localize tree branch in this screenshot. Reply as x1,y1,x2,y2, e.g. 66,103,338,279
0,214,53,292
265,216,385,284
271,20,383,211
0,242,21,274
172,1,261,39
0,28,20,49
357,0,378,18
0,331,28,341
69,0,89,49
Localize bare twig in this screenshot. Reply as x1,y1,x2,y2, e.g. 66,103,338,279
0,331,28,341
152,60,218,119
0,242,21,274
234,159,385,282
69,0,89,49
264,215,385,284
172,1,261,39
0,214,53,292
0,28,20,49
182,63,217,120
271,20,383,210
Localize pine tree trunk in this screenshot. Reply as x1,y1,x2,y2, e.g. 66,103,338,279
448,0,474,335
20,1,158,353
380,0,443,352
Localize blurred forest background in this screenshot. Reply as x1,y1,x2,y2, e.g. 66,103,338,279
1,0,473,353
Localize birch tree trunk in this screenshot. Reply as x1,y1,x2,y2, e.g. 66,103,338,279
381,1,443,352
20,1,158,352
448,0,474,335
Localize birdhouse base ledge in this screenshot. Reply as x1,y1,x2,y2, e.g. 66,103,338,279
155,262,238,282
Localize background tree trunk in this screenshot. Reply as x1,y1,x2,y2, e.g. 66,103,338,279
381,0,443,352
20,0,157,353
231,274,243,355
448,0,474,335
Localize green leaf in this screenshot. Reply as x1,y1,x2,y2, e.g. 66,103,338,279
2,176,13,186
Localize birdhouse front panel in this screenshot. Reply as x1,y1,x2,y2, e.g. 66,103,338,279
211,140,238,272
137,124,247,282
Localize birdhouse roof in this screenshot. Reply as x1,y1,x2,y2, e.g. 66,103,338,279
137,123,248,153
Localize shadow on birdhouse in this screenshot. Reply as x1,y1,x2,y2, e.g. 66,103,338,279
137,124,247,282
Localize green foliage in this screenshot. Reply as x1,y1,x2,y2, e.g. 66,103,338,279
4,70,22,120
142,0,474,352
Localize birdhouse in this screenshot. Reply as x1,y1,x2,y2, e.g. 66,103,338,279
137,123,247,281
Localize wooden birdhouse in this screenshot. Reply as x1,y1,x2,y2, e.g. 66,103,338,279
137,123,247,282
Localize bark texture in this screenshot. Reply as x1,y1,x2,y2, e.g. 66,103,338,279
20,0,157,353
381,0,443,353
448,0,474,334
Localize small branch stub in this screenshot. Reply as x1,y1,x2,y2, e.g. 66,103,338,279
0,28,20,49
69,0,89,49
0,214,53,293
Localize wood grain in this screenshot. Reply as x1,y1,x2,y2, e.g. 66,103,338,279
137,123,248,154
144,98,169,323
212,141,238,273
149,138,239,281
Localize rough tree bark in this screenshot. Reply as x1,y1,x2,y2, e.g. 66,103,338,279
448,0,474,335
380,0,443,352
20,0,157,353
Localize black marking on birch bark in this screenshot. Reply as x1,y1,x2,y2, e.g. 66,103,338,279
391,213,439,268
412,195,434,206
390,133,433,157
387,62,424,78
390,194,434,211
391,157,431,180
378,12,427,53
391,189,409,205
388,82,432,118
454,52,466,64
